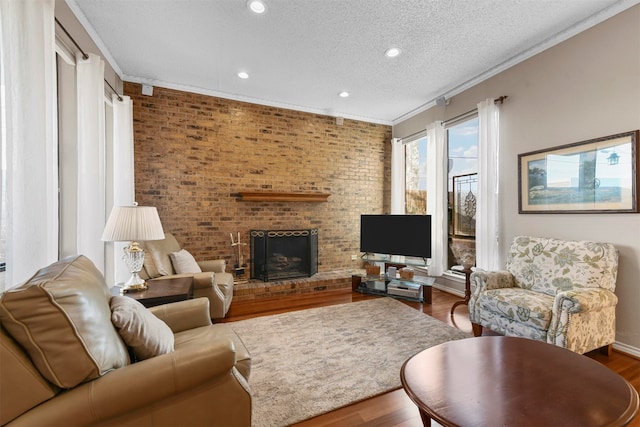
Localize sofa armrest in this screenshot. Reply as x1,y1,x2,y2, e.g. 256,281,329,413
191,271,216,290
470,270,516,293
149,298,212,332
553,288,618,314
10,336,240,426
198,259,226,273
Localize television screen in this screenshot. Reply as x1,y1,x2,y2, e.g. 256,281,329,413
360,215,432,259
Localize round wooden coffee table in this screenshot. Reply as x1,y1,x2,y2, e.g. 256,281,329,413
401,336,639,427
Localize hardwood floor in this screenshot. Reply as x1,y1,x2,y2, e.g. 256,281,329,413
223,288,640,427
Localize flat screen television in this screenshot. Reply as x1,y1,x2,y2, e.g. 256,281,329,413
360,214,432,259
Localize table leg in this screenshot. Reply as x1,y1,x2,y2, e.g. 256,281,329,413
423,285,432,304
450,269,472,315
419,409,432,426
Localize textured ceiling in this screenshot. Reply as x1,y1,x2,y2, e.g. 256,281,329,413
67,0,638,125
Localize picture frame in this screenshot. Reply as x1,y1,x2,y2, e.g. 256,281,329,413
518,130,639,213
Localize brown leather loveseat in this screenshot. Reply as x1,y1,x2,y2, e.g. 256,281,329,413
0,255,251,426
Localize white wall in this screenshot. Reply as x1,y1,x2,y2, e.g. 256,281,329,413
394,5,640,354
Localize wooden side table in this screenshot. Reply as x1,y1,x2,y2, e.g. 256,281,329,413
450,267,472,315
110,276,194,308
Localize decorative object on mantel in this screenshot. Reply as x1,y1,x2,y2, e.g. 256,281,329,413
449,240,476,315
237,191,330,202
230,232,248,284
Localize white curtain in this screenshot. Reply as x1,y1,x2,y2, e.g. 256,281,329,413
0,0,57,289
109,94,135,283
76,53,106,272
426,121,447,276
390,138,405,214
476,99,501,270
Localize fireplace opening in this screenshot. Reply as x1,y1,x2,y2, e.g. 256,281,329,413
250,229,318,281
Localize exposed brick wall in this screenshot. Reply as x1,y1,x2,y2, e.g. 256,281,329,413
126,82,391,272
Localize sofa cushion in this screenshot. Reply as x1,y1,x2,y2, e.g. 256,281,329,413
0,255,130,388
110,296,174,360
169,249,203,274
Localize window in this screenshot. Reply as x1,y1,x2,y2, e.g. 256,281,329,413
404,135,427,214
447,117,478,271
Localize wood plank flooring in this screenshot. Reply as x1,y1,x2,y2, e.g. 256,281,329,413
223,288,640,427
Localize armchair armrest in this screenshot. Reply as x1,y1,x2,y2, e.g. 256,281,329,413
554,288,618,314
15,336,240,426
470,270,516,293
198,259,226,273
149,298,212,332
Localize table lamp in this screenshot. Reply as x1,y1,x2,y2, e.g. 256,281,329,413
101,204,165,293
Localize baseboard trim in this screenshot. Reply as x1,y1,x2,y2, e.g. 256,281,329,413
432,282,465,298
613,341,640,360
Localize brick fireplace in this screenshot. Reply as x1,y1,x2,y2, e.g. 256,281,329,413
127,82,392,274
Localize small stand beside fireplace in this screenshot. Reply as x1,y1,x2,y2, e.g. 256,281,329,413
250,229,318,282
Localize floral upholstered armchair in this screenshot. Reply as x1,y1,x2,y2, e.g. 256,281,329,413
468,236,619,354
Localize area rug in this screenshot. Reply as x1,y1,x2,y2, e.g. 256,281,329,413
228,297,472,427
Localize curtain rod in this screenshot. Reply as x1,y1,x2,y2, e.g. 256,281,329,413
54,18,124,102
398,95,508,142
104,80,124,102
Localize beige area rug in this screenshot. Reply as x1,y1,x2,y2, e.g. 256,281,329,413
228,297,472,427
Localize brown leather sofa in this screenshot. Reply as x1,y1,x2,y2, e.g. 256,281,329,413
0,255,251,427
139,233,234,319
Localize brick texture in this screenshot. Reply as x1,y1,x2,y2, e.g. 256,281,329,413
125,83,391,273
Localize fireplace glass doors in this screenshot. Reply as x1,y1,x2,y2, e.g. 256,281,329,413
250,229,318,281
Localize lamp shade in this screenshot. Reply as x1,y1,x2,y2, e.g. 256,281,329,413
101,206,165,242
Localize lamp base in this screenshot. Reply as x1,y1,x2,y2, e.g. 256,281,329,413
120,272,148,294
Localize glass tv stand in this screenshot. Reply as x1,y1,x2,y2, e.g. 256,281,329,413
354,273,435,304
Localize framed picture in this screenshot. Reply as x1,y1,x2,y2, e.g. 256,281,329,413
518,130,639,213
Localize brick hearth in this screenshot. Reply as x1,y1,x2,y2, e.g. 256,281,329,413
233,270,362,301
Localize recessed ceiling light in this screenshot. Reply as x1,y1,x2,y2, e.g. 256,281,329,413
247,0,266,14
385,47,402,58
338,91,350,98
238,71,249,79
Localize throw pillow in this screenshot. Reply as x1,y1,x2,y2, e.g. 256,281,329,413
169,249,203,274
0,255,130,389
110,296,174,360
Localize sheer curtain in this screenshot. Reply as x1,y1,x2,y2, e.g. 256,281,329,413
390,138,405,214
426,121,447,276
0,0,57,289
76,53,106,272
476,99,501,270
109,94,135,283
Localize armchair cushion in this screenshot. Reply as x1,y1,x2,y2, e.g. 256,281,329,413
143,233,182,277
110,296,175,360
474,288,555,332
506,236,618,296
0,255,130,388
169,249,202,274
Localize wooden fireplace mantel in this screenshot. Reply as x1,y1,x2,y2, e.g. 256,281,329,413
238,192,330,202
